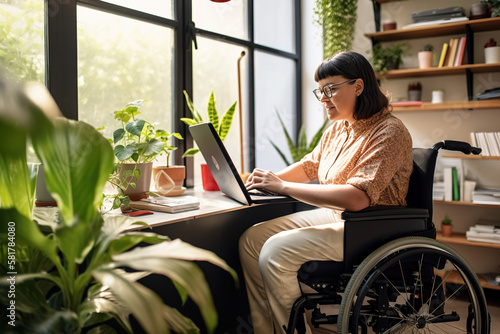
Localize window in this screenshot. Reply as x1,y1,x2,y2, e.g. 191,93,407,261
10,0,301,185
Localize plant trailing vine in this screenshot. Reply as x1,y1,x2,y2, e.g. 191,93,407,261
314,0,358,59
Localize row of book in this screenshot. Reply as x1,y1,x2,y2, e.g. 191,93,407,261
466,220,500,244
433,167,461,201
438,36,467,67
470,131,500,156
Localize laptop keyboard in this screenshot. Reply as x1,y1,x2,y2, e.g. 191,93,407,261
249,188,279,196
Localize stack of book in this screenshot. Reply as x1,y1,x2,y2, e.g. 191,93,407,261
130,195,200,213
472,188,500,205
438,36,467,68
405,6,468,28
470,131,500,156
466,220,500,244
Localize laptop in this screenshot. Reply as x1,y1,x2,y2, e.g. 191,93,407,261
189,122,292,205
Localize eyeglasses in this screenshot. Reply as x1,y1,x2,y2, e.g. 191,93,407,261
313,79,357,101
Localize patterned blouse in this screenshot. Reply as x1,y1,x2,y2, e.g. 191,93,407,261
301,108,412,207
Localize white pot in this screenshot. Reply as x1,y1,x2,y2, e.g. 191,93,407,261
484,46,500,64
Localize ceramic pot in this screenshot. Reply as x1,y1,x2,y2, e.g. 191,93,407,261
118,162,152,199
441,224,453,237
201,163,219,191
418,51,433,69
152,165,186,196
484,46,500,64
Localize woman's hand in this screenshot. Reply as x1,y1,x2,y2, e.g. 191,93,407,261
245,168,284,194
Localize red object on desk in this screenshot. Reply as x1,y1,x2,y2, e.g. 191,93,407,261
124,210,154,217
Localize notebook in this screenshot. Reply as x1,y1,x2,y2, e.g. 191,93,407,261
189,122,292,205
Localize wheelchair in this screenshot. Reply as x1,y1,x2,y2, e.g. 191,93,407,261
286,140,490,334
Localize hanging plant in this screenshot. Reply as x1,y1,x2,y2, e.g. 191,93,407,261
314,0,358,59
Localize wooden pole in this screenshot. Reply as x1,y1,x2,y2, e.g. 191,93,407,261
237,50,246,174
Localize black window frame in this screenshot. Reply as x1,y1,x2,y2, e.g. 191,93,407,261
45,0,302,186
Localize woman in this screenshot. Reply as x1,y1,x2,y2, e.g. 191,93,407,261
239,51,413,333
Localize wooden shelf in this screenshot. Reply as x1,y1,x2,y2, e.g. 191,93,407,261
378,63,500,80
366,17,500,42
434,200,500,208
437,231,500,249
392,99,500,112
439,270,500,291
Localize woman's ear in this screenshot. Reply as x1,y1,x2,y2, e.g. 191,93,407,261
355,78,364,96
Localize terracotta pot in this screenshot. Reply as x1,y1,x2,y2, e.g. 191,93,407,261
152,165,186,196
201,163,219,191
418,51,433,69
441,224,453,237
118,162,152,199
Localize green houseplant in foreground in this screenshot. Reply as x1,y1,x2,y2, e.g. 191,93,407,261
0,75,236,333
271,112,329,166
181,90,237,157
371,41,409,73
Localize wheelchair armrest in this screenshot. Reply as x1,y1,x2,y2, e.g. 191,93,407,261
341,206,429,221
342,206,432,272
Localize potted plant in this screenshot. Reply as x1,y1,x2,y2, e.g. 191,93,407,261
371,41,409,73
484,38,500,64
181,90,237,191
418,44,434,69
313,0,358,58
482,0,500,17
106,99,182,200
0,78,237,333
441,214,453,237
270,111,329,166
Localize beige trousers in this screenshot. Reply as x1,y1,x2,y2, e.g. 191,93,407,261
239,208,344,334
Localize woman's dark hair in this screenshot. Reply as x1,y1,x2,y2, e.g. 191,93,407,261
314,51,390,120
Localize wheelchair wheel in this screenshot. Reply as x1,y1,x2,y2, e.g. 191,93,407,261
338,237,490,334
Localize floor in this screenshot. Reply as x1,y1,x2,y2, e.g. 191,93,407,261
305,289,500,333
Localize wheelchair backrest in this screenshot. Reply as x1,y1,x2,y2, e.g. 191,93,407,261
406,147,439,229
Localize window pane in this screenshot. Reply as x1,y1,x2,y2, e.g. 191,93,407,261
0,0,44,83
192,37,248,186
77,6,176,165
255,51,296,171
100,0,174,19
193,0,247,40
254,0,295,53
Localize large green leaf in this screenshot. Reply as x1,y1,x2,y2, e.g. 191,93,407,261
206,91,219,131
92,267,169,334
111,240,238,333
114,144,137,161
31,118,115,225
182,90,203,124
125,119,145,137
218,101,237,142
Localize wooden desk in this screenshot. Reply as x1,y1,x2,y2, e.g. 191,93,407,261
119,188,315,333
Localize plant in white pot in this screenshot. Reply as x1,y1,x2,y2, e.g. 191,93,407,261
181,90,237,191
418,44,434,69
106,100,182,202
484,38,500,64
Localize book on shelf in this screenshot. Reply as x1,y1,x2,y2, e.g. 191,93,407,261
438,43,449,68
443,167,453,201
470,131,500,156
446,38,459,67
129,195,200,213
454,36,467,66
472,188,500,205
467,221,500,243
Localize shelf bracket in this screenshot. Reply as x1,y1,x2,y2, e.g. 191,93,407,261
372,0,381,32
466,68,473,101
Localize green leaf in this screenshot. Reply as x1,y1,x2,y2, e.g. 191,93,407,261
142,139,165,157
308,117,329,152
218,101,237,141
111,240,238,333
92,267,170,334
113,128,125,144
109,232,170,255
182,148,200,157
125,119,145,137
180,118,198,126
114,144,137,161
183,90,203,124
207,92,219,131
269,141,291,166
31,118,115,226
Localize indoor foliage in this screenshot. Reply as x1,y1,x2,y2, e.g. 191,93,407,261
313,0,358,59
0,75,236,334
